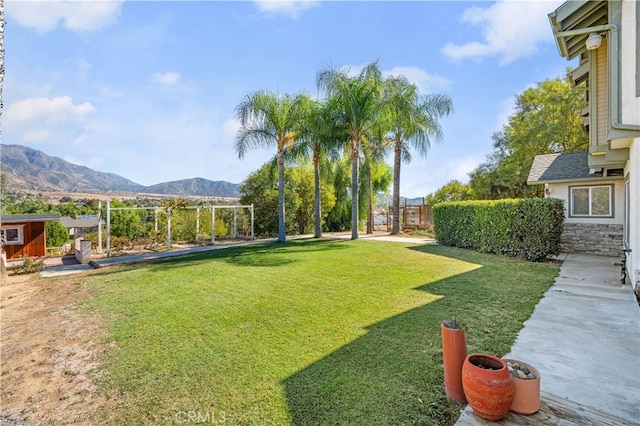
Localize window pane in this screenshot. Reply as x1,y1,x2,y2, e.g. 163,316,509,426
572,188,590,215
5,229,19,242
591,187,611,215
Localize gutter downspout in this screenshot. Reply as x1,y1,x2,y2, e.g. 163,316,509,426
556,24,640,133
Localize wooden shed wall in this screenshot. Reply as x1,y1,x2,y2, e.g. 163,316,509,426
4,222,47,260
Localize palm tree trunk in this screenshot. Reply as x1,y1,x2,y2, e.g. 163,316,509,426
367,167,373,234
351,141,359,240
313,152,322,238
391,139,402,235
277,150,286,243
367,179,373,234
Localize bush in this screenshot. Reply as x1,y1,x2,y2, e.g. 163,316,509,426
10,256,44,275
433,198,564,261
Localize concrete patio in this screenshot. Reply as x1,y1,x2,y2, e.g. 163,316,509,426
457,253,640,425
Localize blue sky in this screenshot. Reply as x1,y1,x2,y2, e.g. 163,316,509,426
3,0,574,198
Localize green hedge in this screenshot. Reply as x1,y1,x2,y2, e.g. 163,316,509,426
433,198,564,261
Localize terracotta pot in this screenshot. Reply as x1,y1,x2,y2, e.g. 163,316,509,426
503,359,540,414
462,354,514,421
440,323,467,404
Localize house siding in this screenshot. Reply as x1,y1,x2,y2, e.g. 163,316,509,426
595,40,608,148
3,221,47,260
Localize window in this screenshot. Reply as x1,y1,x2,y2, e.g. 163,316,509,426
569,185,613,217
1,225,25,245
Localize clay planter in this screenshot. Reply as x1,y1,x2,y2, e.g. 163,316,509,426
462,354,514,421
503,359,540,414
440,321,467,404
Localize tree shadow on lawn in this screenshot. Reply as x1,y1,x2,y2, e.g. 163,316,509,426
283,244,554,426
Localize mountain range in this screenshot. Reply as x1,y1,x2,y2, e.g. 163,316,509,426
0,144,241,198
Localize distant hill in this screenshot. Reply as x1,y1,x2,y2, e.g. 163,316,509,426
1,144,240,198
143,178,240,198
378,194,426,207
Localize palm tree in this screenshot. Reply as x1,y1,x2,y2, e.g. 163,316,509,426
317,61,384,240
234,90,307,242
296,97,345,238
384,76,453,235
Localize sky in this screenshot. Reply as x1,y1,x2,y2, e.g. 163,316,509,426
2,0,576,198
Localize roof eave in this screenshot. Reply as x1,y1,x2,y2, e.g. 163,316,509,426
528,175,623,186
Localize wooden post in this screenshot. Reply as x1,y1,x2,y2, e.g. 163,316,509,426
387,208,391,233
166,208,171,250
233,207,238,239
106,200,111,257
154,208,158,232
196,207,200,242
250,205,254,240
97,201,103,254
211,206,215,244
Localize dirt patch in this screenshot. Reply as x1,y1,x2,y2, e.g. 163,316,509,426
1,272,110,425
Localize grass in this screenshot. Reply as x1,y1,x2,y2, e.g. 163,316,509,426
84,238,558,425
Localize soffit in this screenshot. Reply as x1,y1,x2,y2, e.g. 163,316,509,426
549,1,608,60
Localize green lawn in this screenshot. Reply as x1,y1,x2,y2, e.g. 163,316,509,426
84,238,558,425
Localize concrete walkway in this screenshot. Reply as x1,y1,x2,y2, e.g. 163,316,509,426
458,253,640,425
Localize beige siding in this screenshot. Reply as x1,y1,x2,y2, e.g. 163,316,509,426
596,40,608,146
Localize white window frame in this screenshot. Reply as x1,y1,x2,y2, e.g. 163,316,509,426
1,225,25,245
569,185,613,218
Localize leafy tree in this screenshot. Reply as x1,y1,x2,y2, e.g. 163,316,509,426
57,202,92,218
426,179,472,204
468,76,587,199
324,157,352,232
235,90,308,242
383,76,453,234
287,164,336,235
240,164,288,238
317,61,384,239
240,162,335,237
109,200,147,240
46,220,70,247
0,174,14,214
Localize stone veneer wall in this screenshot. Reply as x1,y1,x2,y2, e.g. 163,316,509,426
561,223,623,257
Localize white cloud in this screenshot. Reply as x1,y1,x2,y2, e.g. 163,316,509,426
383,66,451,93
442,1,562,65
223,117,241,141
150,72,181,85
5,96,95,124
100,86,123,98
451,157,480,182
6,0,123,33
252,0,319,18
4,96,96,144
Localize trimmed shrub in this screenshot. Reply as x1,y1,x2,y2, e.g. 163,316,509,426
433,198,564,261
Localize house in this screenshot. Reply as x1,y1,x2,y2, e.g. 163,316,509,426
528,0,639,291
0,214,61,260
60,215,100,237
